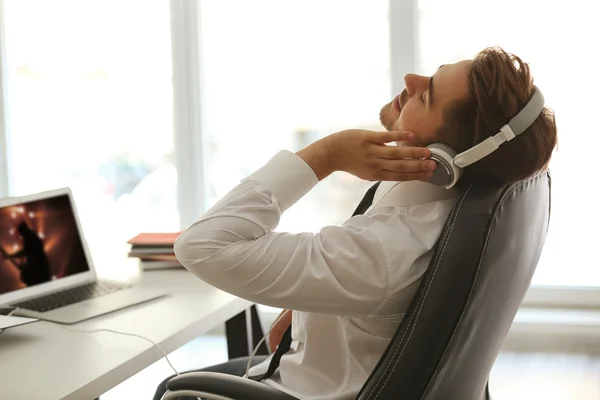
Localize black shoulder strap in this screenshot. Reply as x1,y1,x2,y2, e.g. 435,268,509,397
352,182,381,216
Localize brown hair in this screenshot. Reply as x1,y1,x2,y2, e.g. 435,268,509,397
439,47,557,184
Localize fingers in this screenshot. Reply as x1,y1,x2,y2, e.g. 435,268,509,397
365,159,437,182
376,144,431,160
377,159,437,173
371,130,416,144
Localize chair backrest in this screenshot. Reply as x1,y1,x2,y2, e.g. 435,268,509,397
357,172,551,400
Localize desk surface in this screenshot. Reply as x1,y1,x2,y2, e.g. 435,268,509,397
0,269,251,400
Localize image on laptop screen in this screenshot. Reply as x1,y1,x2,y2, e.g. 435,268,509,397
0,194,90,295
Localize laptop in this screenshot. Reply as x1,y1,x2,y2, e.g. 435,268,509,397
0,187,166,324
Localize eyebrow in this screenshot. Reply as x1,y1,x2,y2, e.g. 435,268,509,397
428,76,434,107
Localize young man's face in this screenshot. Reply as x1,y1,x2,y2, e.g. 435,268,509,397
379,60,472,146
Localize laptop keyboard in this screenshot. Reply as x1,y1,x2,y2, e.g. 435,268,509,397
12,281,130,313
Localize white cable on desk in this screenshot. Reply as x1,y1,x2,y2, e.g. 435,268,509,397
4,307,284,388
0,312,179,375
62,326,180,376
2,308,282,399
0,314,201,399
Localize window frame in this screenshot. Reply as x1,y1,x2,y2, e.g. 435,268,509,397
523,286,600,309
170,0,208,230
0,0,12,198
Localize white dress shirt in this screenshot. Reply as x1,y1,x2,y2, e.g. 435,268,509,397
174,150,458,399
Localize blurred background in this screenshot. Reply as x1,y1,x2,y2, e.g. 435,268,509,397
0,0,598,399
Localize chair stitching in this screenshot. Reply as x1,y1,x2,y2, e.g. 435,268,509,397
365,181,475,399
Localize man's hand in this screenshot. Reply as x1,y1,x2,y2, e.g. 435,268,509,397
268,309,292,353
296,130,436,181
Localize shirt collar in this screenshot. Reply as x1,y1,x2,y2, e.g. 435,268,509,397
370,180,459,209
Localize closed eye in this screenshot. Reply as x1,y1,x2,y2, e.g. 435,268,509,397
420,91,426,104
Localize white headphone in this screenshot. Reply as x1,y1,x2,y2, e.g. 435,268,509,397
427,86,545,189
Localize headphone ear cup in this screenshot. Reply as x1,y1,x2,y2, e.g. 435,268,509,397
426,143,462,188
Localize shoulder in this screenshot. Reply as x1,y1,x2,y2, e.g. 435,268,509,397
343,195,456,283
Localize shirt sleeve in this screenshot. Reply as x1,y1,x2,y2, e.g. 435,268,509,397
175,150,416,317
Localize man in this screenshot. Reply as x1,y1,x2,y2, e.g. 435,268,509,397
1,221,52,287
153,47,557,399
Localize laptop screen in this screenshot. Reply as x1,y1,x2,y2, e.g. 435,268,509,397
0,194,90,295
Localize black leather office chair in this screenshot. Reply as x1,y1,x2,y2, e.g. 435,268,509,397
162,172,551,400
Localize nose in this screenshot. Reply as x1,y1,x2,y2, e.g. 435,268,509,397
403,73,428,96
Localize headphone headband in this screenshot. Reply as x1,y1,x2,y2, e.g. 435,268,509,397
453,86,545,168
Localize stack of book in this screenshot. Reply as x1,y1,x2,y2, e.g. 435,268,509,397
127,232,183,270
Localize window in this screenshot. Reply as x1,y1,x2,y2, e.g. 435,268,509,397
200,0,390,232
417,0,599,286
2,0,177,274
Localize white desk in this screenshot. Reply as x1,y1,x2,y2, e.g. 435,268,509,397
0,269,252,400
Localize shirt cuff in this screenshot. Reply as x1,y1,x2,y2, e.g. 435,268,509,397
244,150,319,212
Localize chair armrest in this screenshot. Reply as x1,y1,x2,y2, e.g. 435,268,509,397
166,372,300,400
